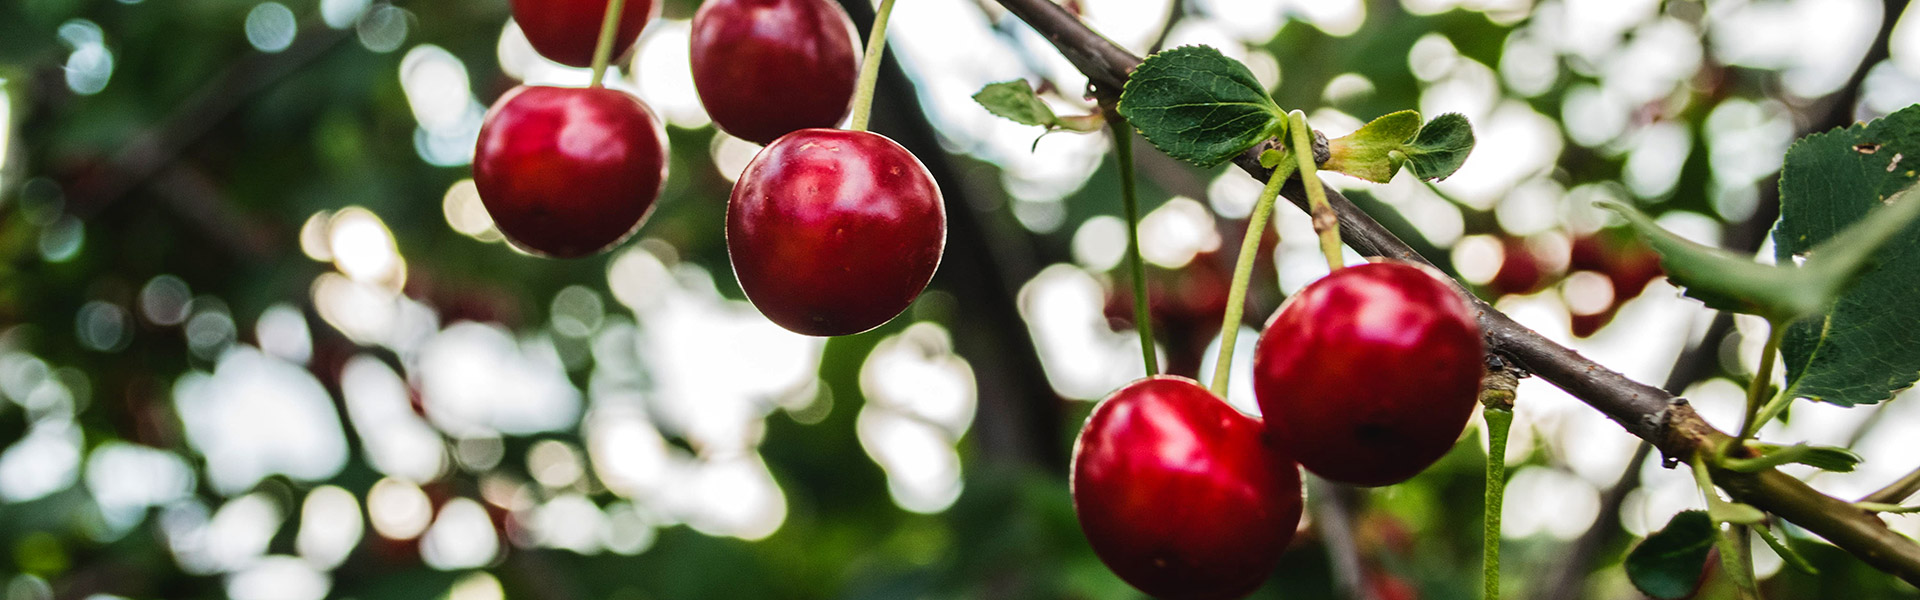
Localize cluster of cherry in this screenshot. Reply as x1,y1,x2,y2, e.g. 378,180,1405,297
1074,261,1486,599
472,0,944,337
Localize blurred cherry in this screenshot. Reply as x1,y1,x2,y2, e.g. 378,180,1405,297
512,0,659,68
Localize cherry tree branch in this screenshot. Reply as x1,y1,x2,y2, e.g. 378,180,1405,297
989,0,1920,583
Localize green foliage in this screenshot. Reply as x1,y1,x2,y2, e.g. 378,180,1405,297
1599,174,1920,334
1720,442,1863,474
1324,110,1421,182
1775,104,1920,406
1117,45,1284,167
1323,110,1475,182
971,79,1102,139
1625,510,1714,600
1402,113,1474,180
1757,524,1819,575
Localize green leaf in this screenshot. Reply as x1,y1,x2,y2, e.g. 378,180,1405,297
1626,511,1714,600
1776,104,1920,406
1117,45,1285,167
1598,200,1825,320
972,80,1104,141
1755,524,1819,574
1721,443,1863,473
1324,110,1422,183
973,80,1057,127
1402,113,1475,180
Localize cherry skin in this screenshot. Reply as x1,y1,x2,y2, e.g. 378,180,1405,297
726,128,944,336
473,85,667,258
1252,262,1484,487
1072,376,1304,600
511,0,660,68
690,0,860,145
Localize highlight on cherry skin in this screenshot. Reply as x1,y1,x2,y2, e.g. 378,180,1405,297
690,0,861,145
1071,375,1305,600
1252,261,1485,487
725,128,945,336
472,85,669,259
510,0,661,68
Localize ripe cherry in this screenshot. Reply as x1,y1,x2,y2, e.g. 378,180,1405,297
1252,262,1484,487
726,128,944,336
690,0,860,145
511,0,660,68
1072,376,1304,600
473,85,668,258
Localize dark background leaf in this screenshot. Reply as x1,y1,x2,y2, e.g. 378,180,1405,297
1626,511,1715,600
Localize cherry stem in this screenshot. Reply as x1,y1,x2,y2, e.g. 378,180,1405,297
1208,154,1294,398
1110,115,1158,376
847,0,899,132
1483,407,1512,600
587,0,630,88
1734,321,1787,446
1287,110,1343,271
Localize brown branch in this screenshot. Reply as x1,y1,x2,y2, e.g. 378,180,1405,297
990,0,1920,583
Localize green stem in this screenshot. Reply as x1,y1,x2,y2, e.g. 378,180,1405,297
1111,117,1157,376
587,0,630,87
1208,157,1294,398
1287,111,1343,271
1736,321,1787,444
1484,407,1512,600
846,0,898,132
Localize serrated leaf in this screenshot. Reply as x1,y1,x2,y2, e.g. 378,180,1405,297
1776,104,1920,406
1598,200,1826,320
1117,45,1285,167
1755,525,1818,574
1324,110,1422,183
1723,443,1863,473
1626,511,1714,600
1402,113,1475,180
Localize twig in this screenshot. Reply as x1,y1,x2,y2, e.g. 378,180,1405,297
1310,477,1380,600
989,0,1920,582
1862,467,1920,506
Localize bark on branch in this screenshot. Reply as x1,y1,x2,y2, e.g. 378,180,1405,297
989,0,1920,583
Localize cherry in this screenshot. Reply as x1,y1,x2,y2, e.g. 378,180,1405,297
690,0,860,145
473,85,668,258
1488,236,1550,298
726,128,944,336
511,0,659,68
1252,262,1484,487
1072,376,1304,600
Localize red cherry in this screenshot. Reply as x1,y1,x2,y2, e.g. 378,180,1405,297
1252,262,1484,487
726,128,944,336
1072,376,1304,600
1488,236,1548,297
473,85,668,258
690,0,860,145
511,0,660,68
